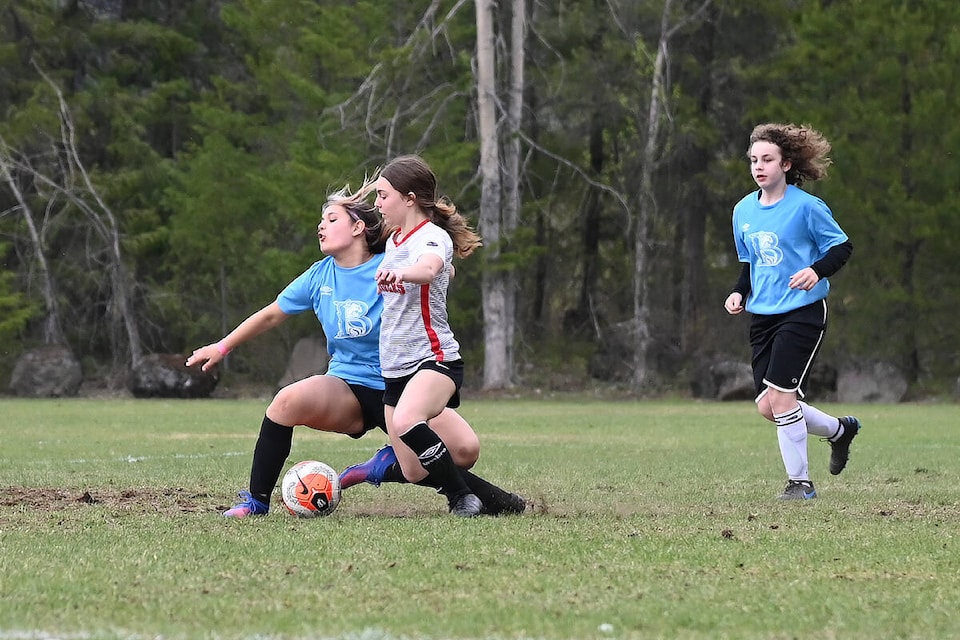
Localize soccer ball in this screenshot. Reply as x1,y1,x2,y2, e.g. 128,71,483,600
280,460,341,518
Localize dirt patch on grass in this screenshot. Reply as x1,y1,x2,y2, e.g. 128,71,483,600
0,485,547,518
0,486,222,515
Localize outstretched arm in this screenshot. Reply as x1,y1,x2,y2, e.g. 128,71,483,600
186,301,290,371
375,254,444,286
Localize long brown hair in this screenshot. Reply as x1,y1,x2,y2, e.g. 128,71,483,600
749,123,832,187
379,155,482,258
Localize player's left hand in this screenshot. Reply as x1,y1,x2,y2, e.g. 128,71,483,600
375,268,404,286
185,345,222,372
788,267,820,291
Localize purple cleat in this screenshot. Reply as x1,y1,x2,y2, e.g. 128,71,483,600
223,490,269,518
339,445,397,489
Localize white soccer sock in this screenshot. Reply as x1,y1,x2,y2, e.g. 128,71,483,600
775,405,810,481
798,400,842,438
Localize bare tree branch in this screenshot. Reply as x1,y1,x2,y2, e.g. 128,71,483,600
0,137,66,345
515,130,631,220
327,0,472,143
665,0,713,39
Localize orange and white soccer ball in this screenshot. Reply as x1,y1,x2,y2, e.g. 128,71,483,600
280,460,341,517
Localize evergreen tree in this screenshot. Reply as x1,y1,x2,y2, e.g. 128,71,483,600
750,0,960,390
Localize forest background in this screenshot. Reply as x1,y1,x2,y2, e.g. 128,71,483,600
1,0,957,399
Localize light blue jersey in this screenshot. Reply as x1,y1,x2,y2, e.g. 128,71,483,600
732,185,848,316
276,254,385,389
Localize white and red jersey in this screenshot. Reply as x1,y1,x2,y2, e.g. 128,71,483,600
378,219,461,378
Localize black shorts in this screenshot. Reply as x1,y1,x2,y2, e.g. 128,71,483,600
347,383,387,439
382,359,464,409
749,300,827,401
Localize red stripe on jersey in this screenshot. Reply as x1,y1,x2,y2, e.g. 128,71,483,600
394,219,431,246
420,283,443,360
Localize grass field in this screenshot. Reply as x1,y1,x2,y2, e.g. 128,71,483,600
0,397,958,640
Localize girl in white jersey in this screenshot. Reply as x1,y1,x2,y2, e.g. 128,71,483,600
186,186,523,517
367,154,486,517
723,123,862,501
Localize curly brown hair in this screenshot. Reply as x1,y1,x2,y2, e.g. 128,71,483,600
379,155,483,259
749,123,832,186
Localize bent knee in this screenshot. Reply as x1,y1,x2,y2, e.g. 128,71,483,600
449,438,480,469
266,384,314,426
266,387,295,417
756,403,775,422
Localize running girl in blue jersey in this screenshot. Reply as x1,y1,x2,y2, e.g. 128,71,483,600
724,123,861,501
186,186,523,517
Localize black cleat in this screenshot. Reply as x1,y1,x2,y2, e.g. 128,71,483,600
828,416,861,475
480,492,527,516
778,479,817,501
494,492,527,515
449,493,483,517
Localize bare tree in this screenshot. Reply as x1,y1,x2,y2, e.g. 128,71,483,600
475,0,528,389
475,0,522,389
475,0,509,389
329,0,473,157
327,0,527,388
632,0,712,390
1,63,144,373
0,143,66,345
501,0,527,386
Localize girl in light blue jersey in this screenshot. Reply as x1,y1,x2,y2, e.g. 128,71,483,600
187,186,523,518
724,123,861,501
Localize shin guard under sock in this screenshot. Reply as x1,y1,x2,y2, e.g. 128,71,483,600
399,421,471,499
248,415,293,504
774,405,809,481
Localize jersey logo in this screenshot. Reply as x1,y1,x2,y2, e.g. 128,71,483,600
319,285,333,296
378,282,406,294
333,299,374,339
747,231,783,267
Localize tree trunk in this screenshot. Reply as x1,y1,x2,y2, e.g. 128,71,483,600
498,0,526,385
632,2,673,391
475,0,510,388
578,112,604,325
680,202,706,355
0,145,66,346
632,0,713,390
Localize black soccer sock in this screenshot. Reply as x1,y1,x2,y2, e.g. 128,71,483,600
248,415,294,504
414,474,458,509
399,421,471,499
380,462,408,484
